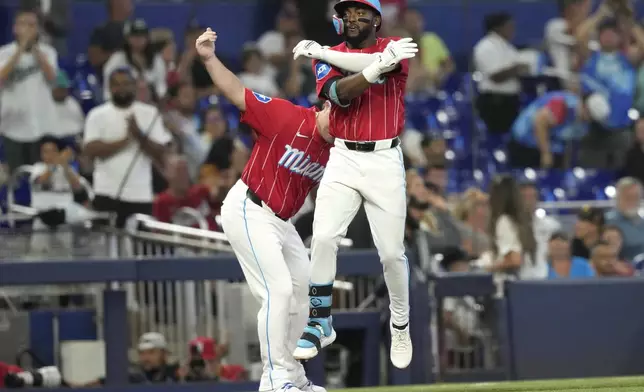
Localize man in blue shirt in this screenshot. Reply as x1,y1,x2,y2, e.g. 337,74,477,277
509,90,609,168
576,13,644,168
547,231,595,279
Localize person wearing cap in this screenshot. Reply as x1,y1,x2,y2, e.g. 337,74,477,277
547,231,595,279
572,205,604,259
509,89,609,168
50,69,84,144
130,332,180,383
102,18,167,101
575,1,644,169
182,337,247,382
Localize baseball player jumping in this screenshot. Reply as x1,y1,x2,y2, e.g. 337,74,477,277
195,29,331,392
291,0,417,369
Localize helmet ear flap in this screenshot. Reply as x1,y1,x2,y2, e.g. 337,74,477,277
333,14,344,35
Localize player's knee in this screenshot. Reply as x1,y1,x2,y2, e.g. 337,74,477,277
312,232,339,251
378,247,405,265
271,284,294,302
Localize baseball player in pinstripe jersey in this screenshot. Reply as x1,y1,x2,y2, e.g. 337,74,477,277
291,0,416,369
196,29,332,392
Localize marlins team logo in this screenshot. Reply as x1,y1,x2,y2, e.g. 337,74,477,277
278,145,326,182
252,91,272,103
315,62,332,81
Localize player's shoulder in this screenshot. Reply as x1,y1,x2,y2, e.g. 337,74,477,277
246,88,278,105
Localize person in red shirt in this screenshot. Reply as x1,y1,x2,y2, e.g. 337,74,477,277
195,29,332,392
290,0,415,369
153,155,226,230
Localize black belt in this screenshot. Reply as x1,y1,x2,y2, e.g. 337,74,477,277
246,188,287,221
343,137,400,152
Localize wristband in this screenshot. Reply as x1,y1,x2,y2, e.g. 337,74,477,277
361,62,382,83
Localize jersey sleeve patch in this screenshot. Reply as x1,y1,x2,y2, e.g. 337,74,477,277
252,91,272,103
315,62,332,81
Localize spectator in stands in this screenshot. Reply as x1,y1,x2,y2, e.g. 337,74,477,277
454,188,490,258
424,162,447,195
201,105,236,171
406,170,461,250
602,224,627,260
87,332,180,385
519,181,560,279
622,118,644,184
31,136,81,194
50,70,84,145
149,28,177,77
90,0,133,55
590,240,634,277
237,43,280,97
509,90,609,168
571,205,604,259
401,9,454,89
605,177,644,260
422,135,447,166
176,21,217,99
440,246,484,367
576,4,644,168
20,0,70,57
153,155,219,230
83,68,172,228
486,175,537,279
473,13,530,135
181,337,246,382
277,34,316,100
103,19,167,101
256,9,301,67
380,0,406,34
0,7,58,172
547,231,595,279
544,0,592,78
163,82,207,180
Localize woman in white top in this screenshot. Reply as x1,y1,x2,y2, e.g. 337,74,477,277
487,175,538,279
103,19,167,101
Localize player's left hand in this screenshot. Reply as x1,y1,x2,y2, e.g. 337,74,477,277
292,40,329,61
195,28,218,61
378,37,418,69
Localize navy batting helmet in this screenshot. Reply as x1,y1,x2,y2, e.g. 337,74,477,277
333,0,383,35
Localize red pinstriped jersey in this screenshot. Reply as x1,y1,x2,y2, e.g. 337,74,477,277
239,89,330,219
313,37,408,141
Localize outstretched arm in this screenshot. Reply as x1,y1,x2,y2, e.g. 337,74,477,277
197,28,246,111
294,39,415,74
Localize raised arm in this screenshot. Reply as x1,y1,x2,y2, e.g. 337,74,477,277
196,28,246,111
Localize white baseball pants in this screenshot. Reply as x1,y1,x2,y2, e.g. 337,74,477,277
310,140,410,326
221,180,309,391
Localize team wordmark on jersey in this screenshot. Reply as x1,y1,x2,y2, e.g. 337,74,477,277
315,62,332,81
278,145,325,182
252,91,272,103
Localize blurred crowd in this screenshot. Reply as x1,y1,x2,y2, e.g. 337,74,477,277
2,0,644,383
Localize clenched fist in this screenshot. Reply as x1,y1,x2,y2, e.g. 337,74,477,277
196,28,218,61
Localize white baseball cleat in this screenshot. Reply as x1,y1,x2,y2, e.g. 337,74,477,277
293,327,337,360
390,323,413,369
298,380,327,392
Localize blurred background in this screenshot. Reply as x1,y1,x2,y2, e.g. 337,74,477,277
2,0,644,390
